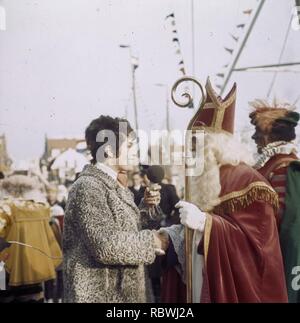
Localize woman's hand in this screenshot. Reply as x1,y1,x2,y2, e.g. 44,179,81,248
144,184,161,207
153,230,169,255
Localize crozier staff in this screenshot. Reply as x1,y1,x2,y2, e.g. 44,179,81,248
63,115,168,303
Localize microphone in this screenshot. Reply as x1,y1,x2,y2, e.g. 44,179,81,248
145,166,165,219
146,165,165,185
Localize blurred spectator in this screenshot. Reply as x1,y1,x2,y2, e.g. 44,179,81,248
159,181,180,227
0,175,62,303
56,185,68,210
46,184,65,230
47,185,58,206
0,172,4,199
45,185,64,303
129,172,146,206
141,166,180,303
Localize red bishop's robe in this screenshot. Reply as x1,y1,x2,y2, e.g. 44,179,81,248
161,162,288,303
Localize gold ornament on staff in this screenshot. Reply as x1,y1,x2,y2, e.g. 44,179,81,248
171,76,207,303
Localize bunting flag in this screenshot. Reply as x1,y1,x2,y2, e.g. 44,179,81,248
179,60,186,75
230,33,239,42
188,99,194,109
243,9,253,15
165,13,175,20
164,12,192,107
215,4,256,90
224,47,234,55
164,12,187,77
131,56,139,70
179,67,186,75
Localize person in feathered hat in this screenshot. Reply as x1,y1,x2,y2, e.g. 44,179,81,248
249,99,300,303
160,78,288,303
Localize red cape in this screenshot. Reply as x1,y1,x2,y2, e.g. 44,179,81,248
161,163,288,303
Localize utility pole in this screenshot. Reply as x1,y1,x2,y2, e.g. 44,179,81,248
233,62,300,72
166,87,170,132
119,45,140,161
131,58,139,133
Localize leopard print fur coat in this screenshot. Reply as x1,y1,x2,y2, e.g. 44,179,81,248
63,165,156,303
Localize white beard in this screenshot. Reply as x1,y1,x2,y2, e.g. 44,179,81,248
189,131,254,212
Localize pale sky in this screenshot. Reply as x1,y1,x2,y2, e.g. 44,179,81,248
0,0,299,161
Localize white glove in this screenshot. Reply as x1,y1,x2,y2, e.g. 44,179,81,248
175,201,206,232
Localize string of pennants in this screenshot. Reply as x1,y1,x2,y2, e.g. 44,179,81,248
164,12,194,108
164,5,258,86
214,5,257,90
165,12,186,76
163,5,257,106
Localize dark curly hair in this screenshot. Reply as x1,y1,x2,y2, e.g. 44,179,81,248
85,115,134,164
269,118,297,142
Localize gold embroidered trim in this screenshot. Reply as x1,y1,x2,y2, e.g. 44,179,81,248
206,78,222,107
205,78,237,109
205,78,237,130
223,91,236,109
190,126,233,136
213,106,226,130
214,181,279,215
204,213,213,264
219,181,276,202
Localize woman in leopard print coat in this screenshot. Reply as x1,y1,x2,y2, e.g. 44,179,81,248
63,116,162,303
63,164,159,303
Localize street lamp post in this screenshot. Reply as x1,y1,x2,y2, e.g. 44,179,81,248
119,45,140,160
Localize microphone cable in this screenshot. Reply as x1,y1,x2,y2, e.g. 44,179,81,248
7,241,63,260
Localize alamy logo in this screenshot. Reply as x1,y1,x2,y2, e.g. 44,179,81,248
291,6,300,31
0,5,6,31
291,266,300,291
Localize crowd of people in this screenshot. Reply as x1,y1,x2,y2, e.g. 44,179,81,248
0,80,300,303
